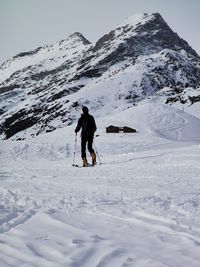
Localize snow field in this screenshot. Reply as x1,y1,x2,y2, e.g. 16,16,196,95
0,100,200,266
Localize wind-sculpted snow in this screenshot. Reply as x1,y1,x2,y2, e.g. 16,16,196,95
142,101,200,141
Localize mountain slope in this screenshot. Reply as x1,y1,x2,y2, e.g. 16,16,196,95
76,13,198,79
0,13,200,140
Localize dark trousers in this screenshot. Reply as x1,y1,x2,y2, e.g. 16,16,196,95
81,135,94,158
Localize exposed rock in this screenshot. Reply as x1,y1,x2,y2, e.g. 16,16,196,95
0,84,20,94
188,95,200,104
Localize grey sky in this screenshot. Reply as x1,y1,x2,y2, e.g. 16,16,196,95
0,0,200,64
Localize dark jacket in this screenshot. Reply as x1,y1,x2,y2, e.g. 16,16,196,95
75,113,97,136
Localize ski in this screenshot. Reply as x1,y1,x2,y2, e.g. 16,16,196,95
72,163,101,168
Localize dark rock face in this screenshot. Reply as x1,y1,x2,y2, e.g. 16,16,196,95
13,47,43,59
0,13,200,139
0,84,20,94
94,31,116,51
189,95,200,104
4,111,38,139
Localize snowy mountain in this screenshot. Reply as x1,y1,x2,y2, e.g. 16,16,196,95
0,13,200,139
1,13,200,267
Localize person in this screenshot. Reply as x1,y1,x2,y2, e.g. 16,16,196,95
75,106,97,167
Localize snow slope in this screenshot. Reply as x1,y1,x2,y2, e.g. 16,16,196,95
0,32,91,84
1,99,200,267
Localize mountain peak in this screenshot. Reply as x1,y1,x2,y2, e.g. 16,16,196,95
119,12,164,28
94,12,198,57
121,12,152,27
67,32,91,45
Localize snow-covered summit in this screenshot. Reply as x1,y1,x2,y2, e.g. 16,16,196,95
0,32,91,84
94,12,198,57
121,12,167,28
122,13,150,26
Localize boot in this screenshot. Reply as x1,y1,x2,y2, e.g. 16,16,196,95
91,152,96,166
82,157,88,167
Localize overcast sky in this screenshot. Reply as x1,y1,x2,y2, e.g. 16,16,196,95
0,0,200,64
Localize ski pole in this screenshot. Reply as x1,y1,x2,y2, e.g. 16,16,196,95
72,133,77,166
94,141,102,165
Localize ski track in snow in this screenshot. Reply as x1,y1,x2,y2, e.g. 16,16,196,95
1,101,200,266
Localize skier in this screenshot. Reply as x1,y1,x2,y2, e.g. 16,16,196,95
75,106,97,167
